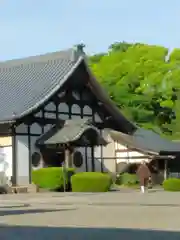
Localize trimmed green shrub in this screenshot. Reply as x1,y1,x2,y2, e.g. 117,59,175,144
116,173,139,186
163,178,180,191
32,167,75,191
71,172,112,192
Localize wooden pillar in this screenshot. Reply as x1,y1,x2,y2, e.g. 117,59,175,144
64,148,70,168
164,159,168,180
68,147,74,168
64,145,74,168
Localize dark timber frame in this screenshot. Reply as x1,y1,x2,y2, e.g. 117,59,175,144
9,63,119,184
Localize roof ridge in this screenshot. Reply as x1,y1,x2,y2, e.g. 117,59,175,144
0,48,82,67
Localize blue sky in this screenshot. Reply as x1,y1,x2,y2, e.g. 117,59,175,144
0,0,179,60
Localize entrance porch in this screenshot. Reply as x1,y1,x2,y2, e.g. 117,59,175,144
36,118,107,171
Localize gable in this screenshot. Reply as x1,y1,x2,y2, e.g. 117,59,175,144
64,61,136,132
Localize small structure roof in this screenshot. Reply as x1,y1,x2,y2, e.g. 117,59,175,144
36,118,107,147
133,128,180,154
109,128,180,155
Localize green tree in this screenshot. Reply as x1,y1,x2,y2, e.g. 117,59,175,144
90,42,180,137
89,53,106,64
108,41,132,52
163,92,180,139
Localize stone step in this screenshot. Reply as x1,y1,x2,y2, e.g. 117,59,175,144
9,184,39,194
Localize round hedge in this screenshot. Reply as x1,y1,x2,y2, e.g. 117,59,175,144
71,172,112,192
163,178,180,191
32,167,75,191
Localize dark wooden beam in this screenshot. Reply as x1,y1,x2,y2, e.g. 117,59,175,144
11,125,17,186
0,123,12,135
23,116,60,126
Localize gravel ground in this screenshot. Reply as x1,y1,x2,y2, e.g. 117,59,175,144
0,191,180,239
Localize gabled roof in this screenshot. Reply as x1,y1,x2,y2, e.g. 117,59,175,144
36,118,107,147
109,128,180,154
108,129,159,155
0,48,82,123
0,46,136,133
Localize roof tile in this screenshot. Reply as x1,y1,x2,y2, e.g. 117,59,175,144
0,49,82,122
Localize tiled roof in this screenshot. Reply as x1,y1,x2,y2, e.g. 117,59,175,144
133,128,180,153
0,46,136,134
36,118,107,147
109,128,180,154
0,48,83,123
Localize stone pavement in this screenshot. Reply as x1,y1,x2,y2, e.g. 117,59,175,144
0,190,180,239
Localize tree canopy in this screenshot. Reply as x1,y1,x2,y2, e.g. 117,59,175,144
89,42,180,139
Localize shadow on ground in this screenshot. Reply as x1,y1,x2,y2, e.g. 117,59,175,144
0,208,76,216
90,202,180,207
0,225,179,240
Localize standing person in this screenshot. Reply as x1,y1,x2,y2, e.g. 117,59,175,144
136,161,151,193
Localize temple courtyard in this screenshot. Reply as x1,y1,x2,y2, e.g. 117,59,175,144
0,190,180,239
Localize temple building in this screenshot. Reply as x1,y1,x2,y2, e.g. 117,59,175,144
0,45,180,186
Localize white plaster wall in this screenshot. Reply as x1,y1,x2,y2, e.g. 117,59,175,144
14,123,29,185
44,112,56,119
94,113,102,123
83,105,92,115
44,102,56,119
94,146,102,172
4,146,12,180
15,135,29,185
16,123,28,134
30,122,43,170
0,137,12,147
71,104,81,115
15,122,42,184
31,136,43,170
73,147,87,172
58,102,69,120
58,102,69,113
30,123,42,135
92,133,149,173
73,146,97,172
101,135,116,173
0,146,12,181
86,147,92,171
45,102,56,111
115,142,148,163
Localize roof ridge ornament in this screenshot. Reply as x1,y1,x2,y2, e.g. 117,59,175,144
12,112,16,119
71,43,85,62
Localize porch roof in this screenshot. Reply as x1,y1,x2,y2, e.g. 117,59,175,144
36,118,107,147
